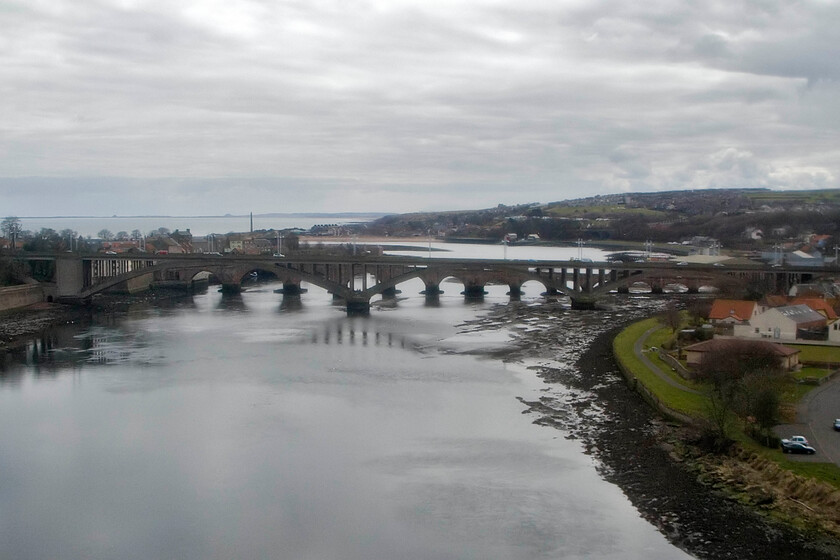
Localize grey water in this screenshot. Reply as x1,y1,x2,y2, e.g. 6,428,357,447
0,280,692,559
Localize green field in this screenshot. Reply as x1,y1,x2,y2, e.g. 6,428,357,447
746,189,840,205
792,345,840,365
545,205,667,218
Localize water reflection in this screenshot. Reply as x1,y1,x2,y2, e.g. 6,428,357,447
309,323,409,349
279,295,303,312
0,287,691,560
215,292,247,312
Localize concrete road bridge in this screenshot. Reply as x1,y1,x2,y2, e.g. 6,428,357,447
10,253,836,314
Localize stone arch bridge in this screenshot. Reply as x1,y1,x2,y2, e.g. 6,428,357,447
22,253,833,314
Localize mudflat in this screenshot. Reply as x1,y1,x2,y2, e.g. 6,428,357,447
464,300,840,560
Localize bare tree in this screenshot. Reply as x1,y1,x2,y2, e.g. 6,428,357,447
661,302,682,333
1,216,22,250
697,341,785,450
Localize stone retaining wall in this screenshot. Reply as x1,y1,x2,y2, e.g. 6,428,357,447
0,284,44,312
612,339,695,425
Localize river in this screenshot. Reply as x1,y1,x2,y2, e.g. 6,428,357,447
0,279,693,559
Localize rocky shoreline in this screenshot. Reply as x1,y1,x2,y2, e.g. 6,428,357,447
464,299,840,560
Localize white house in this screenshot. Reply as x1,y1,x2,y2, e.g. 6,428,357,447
733,304,826,341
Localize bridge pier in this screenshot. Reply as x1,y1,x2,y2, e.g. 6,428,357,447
650,285,663,295
542,287,560,297
462,283,486,299
220,283,242,294
346,299,371,316
280,282,304,296
507,283,522,300
381,286,401,299
421,283,443,296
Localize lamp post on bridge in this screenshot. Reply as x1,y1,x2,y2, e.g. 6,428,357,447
577,238,584,260
428,229,432,260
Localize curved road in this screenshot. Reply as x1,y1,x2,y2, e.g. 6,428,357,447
634,326,701,394
787,376,840,465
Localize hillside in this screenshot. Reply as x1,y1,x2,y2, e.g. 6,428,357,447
357,188,840,251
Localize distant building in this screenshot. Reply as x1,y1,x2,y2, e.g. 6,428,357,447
786,250,824,267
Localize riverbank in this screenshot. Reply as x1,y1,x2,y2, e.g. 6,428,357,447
0,288,201,349
462,300,840,560
0,302,82,347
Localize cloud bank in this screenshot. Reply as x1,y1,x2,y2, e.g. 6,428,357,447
1,0,838,215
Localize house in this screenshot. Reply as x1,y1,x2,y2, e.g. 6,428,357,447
761,295,789,308
733,304,826,341
743,227,763,240
683,339,800,372
100,241,143,253
791,298,838,322
789,283,833,298
786,250,824,268
707,299,761,325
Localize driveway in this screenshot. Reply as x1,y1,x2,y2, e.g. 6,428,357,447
776,373,840,466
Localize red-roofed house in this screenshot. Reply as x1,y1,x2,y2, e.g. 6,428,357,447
708,299,761,325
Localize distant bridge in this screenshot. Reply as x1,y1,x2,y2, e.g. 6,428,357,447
9,253,836,314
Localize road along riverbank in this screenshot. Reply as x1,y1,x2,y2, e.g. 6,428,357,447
460,298,840,560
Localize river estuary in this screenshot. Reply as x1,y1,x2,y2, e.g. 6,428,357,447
0,275,703,560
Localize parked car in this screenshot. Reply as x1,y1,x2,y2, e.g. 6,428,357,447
780,440,816,454
834,419,840,431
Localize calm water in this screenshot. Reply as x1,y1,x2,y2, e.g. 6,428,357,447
0,281,691,559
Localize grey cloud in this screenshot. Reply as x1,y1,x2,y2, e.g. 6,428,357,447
0,0,837,216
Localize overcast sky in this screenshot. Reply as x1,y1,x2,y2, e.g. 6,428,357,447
1,0,838,216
